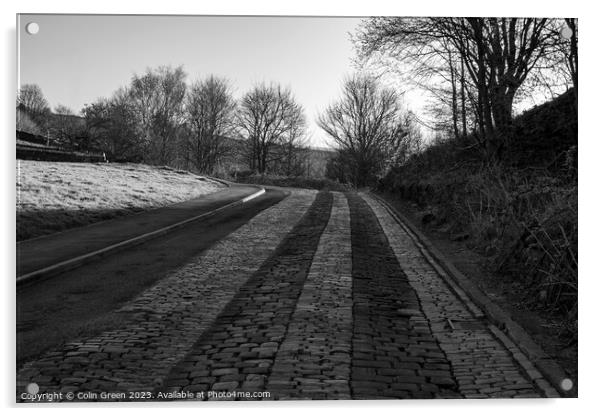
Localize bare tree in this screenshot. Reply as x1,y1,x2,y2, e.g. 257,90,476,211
184,76,236,174
17,84,50,114
356,17,562,160
237,83,305,174
83,88,143,161
273,108,308,176
129,66,187,165
317,74,405,186
17,84,51,128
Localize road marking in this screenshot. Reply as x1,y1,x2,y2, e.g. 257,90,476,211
242,188,265,203
17,187,266,287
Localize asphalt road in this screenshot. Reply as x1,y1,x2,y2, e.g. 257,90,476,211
17,188,287,367
17,185,262,277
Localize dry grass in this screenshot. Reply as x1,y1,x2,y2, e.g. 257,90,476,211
16,161,224,240
381,164,577,342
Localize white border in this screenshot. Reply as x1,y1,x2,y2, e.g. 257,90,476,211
3,1,597,415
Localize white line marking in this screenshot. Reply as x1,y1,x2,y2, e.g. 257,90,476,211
242,188,265,203
17,187,266,286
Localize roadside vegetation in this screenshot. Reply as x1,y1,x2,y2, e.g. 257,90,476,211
343,18,578,354
16,161,223,241
379,133,577,340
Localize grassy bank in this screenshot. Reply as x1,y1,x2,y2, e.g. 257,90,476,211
16,161,224,241
382,164,577,326
381,154,577,344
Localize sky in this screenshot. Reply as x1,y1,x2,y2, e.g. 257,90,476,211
18,14,365,148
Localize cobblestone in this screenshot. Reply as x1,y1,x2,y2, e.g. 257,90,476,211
347,193,460,399
16,190,317,399
362,193,557,398
267,192,353,400
160,191,334,399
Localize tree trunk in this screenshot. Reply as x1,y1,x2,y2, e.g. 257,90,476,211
260,147,267,174
566,18,578,105
460,59,468,138
449,50,460,140
490,88,516,159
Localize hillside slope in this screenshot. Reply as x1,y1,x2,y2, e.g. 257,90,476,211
16,161,224,241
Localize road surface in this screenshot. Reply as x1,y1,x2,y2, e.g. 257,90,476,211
17,189,561,401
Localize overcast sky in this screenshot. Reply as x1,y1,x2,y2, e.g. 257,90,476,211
18,14,366,148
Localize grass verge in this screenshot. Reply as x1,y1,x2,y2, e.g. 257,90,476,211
16,161,224,241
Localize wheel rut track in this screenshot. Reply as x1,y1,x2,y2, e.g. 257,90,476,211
160,191,333,398
346,192,461,399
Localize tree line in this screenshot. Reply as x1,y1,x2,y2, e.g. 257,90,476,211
17,68,422,187
17,68,311,177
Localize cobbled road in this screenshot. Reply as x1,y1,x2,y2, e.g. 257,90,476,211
17,190,560,401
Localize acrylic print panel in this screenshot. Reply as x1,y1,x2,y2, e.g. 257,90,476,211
16,14,577,402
